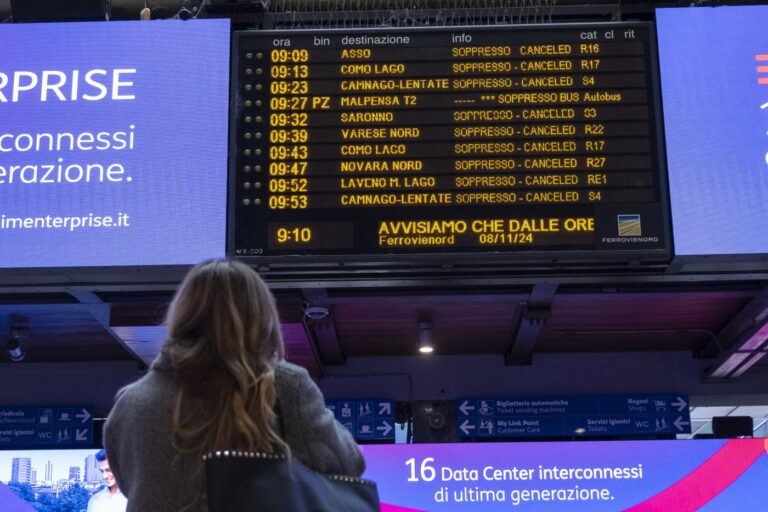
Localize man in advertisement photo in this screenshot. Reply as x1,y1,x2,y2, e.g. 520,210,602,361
87,450,127,512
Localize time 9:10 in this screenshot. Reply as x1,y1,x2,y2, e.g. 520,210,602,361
276,226,312,244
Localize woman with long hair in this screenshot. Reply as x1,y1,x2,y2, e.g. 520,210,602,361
104,259,364,511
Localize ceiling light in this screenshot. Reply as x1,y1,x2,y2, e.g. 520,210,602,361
304,306,330,321
419,322,434,354
6,338,25,362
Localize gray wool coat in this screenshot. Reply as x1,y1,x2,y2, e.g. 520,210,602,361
104,356,365,512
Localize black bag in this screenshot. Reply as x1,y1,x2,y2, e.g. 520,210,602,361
204,450,381,512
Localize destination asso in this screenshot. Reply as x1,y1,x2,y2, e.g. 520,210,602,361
334,43,574,57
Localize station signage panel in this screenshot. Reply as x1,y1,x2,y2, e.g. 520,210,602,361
0,406,93,447
326,399,395,441
231,23,670,264
456,394,690,438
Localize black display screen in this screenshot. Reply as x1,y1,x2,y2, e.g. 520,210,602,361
230,24,670,264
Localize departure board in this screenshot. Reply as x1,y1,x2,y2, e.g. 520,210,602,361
230,24,670,263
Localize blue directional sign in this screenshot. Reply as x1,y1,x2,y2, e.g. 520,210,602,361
456,395,690,438
0,406,94,447
326,399,395,440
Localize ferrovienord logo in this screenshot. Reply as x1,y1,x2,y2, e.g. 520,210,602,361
617,214,642,237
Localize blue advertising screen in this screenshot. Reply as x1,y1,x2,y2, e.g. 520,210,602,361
3,440,768,511
0,449,115,512
0,19,230,268
657,7,768,256
361,439,768,511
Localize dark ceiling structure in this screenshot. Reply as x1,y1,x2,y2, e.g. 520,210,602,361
2,268,767,383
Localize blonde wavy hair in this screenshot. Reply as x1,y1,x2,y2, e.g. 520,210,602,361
161,259,287,455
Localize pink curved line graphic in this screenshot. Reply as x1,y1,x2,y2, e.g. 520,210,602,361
625,438,768,511
381,504,429,512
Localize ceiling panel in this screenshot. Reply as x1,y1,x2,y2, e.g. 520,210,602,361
2,282,766,381
690,406,736,420
334,295,524,356
112,325,165,366
730,406,768,419
682,404,768,439
113,322,320,376
538,291,753,353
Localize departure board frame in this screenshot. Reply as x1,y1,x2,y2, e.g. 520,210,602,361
229,23,672,271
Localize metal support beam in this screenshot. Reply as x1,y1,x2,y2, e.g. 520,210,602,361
301,288,345,365
69,290,147,368
505,283,558,365
69,290,112,329
705,286,768,380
